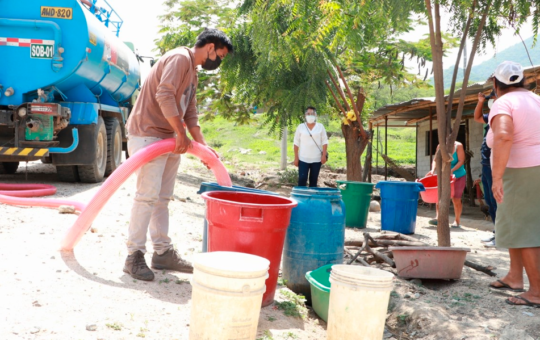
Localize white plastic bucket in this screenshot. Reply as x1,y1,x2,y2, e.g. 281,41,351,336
189,251,270,340
327,265,394,340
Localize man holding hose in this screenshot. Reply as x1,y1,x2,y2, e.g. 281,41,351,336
124,29,233,281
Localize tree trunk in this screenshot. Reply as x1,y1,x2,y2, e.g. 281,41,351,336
342,124,368,181
362,133,372,182
437,153,452,247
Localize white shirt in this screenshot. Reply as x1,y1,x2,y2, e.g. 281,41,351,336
294,123,329,163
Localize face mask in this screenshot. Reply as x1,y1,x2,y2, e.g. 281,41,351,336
305,116,316,124
488,99,495,109
202,50,222,70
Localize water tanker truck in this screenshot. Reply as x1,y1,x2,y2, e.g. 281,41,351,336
0,0,141,182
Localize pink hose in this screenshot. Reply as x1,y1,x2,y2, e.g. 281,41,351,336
0,139,232,250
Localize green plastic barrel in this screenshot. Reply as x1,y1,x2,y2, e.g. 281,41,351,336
305,264,333,322
336,181,375,229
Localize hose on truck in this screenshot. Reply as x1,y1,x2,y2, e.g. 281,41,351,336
0,139,232,250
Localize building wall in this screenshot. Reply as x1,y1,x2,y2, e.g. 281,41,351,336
416,119,484,179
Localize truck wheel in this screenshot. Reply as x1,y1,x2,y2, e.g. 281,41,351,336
0,162,19,174
78,117,107,183
56,166,80,182
104,118,122,177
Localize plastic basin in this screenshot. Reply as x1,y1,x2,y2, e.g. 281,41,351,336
375,181,425,235
390,246,471,279
305,264,333,322
202,191,297,306
416,175,456,204
336,181,374,229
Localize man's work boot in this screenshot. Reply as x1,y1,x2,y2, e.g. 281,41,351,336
151,248,194,274
123,250,155,281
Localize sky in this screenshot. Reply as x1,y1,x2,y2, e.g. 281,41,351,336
100,0,536,81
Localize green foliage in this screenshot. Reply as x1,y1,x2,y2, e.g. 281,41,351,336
277,169,299,186
275,290,308,319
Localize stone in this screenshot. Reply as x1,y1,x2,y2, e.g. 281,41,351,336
369,200,381,212
58,205,76,214
413,293,421,299
410,279,422,286
404,292,412,299
86,324,97,331
259,151,267,155
29,327,40,334
383,328,393,339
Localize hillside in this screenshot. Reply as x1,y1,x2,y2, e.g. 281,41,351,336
437,36,540,89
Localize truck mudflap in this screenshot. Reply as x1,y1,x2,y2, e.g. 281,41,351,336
0,147,49,157
52,124,97,166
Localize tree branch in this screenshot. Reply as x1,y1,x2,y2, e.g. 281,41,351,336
449,0,492,144
335,64,368,140
325,80,349,120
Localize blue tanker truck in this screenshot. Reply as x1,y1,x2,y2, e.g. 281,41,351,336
0,0,141,182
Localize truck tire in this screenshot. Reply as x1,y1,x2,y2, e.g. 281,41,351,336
104,118,122,177
56,166,80,182
0,162,19,174
78,117,107,183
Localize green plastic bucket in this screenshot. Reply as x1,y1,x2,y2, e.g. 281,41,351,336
336,181,375,229
305,264,333,322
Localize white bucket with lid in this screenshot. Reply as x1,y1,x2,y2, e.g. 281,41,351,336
327,265,394,340
189,251,269,340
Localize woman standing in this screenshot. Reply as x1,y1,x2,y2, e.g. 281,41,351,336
293,106,328,187
426,141,467,228
486,61,540,307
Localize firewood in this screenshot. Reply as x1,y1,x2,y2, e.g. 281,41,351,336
464,260,497,277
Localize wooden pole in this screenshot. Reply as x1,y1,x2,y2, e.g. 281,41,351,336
429,107,433,166
385,116,388,180
376,126,379,175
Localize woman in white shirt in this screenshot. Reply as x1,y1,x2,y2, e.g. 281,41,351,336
293,106,329,187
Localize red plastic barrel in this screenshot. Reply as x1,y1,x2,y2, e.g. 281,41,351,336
416,175,456,203
201,191,298,306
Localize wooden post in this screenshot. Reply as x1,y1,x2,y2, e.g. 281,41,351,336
429,107,433,166
376,126,379,175
465,119,475,207
385,116,388,180
415,124,418,178
369,124,373,183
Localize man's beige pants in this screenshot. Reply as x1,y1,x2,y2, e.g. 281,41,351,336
127,136,180,255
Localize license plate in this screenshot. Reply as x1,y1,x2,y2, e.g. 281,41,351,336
40,6,73,20
30,44,55,59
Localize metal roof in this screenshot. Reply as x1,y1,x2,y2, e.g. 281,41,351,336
369,65,540,127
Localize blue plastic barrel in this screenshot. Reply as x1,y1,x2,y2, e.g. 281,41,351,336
196,182,277,252
375,181,425,235
283,187,345,303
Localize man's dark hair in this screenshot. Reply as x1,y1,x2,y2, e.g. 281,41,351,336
195,28,234,53
305,106,317,113
494,76,525,91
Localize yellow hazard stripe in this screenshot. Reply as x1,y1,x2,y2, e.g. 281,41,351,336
0,147,49,157
18,148,33,156
4,148,17,155
34,149,49,157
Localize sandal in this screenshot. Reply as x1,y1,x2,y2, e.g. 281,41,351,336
505,295,540,308
451,223,461,228
428,219,438,226
489,280,525,292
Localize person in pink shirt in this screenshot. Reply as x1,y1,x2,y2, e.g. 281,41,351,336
486,61,540,307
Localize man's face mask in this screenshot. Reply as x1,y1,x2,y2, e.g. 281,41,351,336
202,49,222,71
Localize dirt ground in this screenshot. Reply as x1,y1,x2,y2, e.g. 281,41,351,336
0,158,538,340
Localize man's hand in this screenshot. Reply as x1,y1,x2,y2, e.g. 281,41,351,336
174,131,192,154
426,170,434,176
294,158,299,167
478,92,486,103
321,154,327,165
492,177,504,203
